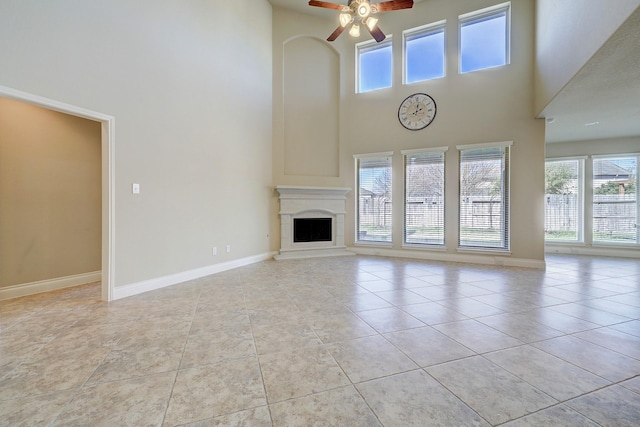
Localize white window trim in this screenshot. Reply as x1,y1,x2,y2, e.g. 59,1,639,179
401,146,449,155
546,155,588,161
402,20,447,85
354,151,394,159
456,140,512,150
356,36,393,94
591,153,640,159
458,1,511,74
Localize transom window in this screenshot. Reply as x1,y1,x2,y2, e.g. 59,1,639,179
355,153,393,243
458,142,511,251
357,37,393,93
459,2,510,73
403,148,446,246
403,21,446,84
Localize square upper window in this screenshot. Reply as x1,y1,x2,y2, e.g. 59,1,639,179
459,2,510,73
357,38,392,93
403,21,446,84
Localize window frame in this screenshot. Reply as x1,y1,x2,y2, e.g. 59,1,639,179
356,36,393,94
402,147,448,248
458,2,511,74
591,153,639,246
402,20,447,85
457,141,512,252
354,152,394,245
544,157,585,244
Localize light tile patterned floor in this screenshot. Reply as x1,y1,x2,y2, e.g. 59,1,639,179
1,254,639,426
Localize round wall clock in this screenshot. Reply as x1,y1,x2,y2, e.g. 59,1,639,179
398,93,437,131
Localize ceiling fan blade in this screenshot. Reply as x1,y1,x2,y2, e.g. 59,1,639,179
367,24,386,43
327,24,347,41
374,0,414,12
308,0,346,10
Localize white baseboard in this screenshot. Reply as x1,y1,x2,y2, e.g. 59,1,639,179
546,244,640,259
349,246,546,269
0,271,102,301
112,252,277,300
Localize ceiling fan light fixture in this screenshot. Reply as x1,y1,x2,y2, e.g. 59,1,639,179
339,13,352,27
357,2,371,18
349,23,361,37
365,16,378,31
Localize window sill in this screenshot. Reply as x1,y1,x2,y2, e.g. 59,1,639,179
457,247,511,256
402,244,447,252
545,241,586,246
354,241,393,248
592,242,640,249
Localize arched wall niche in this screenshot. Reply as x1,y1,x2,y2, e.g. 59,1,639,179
282,35,340,177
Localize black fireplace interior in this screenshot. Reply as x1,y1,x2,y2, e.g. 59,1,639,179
294,218,332,243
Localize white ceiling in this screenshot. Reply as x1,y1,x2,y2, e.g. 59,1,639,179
269,1,640,144
269,0,426,17
541,6,640,143
269,0,333,17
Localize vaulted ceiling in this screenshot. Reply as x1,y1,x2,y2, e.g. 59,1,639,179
269,1,640,144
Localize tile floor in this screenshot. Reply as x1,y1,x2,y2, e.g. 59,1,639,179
1,254,639,426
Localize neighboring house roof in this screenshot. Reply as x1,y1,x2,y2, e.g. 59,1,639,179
594,160,632,179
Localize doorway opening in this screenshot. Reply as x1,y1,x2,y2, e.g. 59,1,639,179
0,86,114,301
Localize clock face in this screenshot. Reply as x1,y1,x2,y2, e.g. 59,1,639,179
398,93,437,131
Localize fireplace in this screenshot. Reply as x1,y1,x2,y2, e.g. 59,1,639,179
294,218,332,242
275,186,353,260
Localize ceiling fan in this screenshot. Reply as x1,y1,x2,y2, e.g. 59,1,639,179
309,0,414,43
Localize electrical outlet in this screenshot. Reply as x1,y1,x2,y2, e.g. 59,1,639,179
212,247,217,256
226,245,231,253
132,183,140,194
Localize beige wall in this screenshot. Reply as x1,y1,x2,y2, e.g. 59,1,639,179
546,136,640,159
534,0,640,114
273,0,546,265
0,98,101,287
0,0,273,288
283,37,340,177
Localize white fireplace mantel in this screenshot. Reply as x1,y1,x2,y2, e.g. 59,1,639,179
274,186,354,260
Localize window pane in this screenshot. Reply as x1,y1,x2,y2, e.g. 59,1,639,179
405,28,445,83
459,146,509,249
358,41,392,93
545,160,582,242
404,151,445,245
460,9,508,73
357,156,392,243
593,156,638,244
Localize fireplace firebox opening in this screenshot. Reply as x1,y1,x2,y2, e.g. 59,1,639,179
293,218,332,243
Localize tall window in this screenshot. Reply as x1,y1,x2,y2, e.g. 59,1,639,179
458,142,511,250
459,2,510,73
593,155,638,245
356,153,393,243
357,38,393,93
545,159,584,242
403,148,446,246
403,21,446,84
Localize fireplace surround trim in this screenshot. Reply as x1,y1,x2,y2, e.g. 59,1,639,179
275,185,354,260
